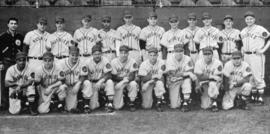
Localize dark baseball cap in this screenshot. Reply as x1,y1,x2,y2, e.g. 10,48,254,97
148,11,158,18
169,14,179,22
174,44,184,52
188,13,197,19
43,51,54,59
202,47,213,54
123,10,132,17
119,45,130,52
92,44,102,53
232,51,242,58
69,46,80,54
244,11,255,18
102,15,111,22
224,15,233,21
38,17,47,24
55,16,65,23
148,47,158,53
82,15,92,21
202,12,212,20
16,52,27,60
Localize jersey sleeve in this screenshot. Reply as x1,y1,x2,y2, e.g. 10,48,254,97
46,34,52,49
223,62,232,77
194,60,203,75
130,60,138,72
23,32,32,45
5,66,14,82
103,58,112,73
67,33,74,46
214,61,223,76
138,62,148,76
243,63,252,77
160,32,168,47
110,59,118,75
139,28,147,41
184,57,194,72
193,30,201,44
73,29,79,42
34,67,43,83
259,26,270,39
165,57,176,72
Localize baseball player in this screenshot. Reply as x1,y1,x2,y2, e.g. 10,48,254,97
182,13,201,63
160,14,185,60
117,10,142,64
222,51,252,110
219,15,241,63
240,11,270,105
35,52,67,114
73,15,100,62
140,11,165,60
23,17,50,69
57,46,92,113
194,12,222,60
166,44,196,112
85,45,114,113
5,52,38,115
138,47,166,112
194,47,223,112
46,16,73,62
111,45,139,111
98,15,121,61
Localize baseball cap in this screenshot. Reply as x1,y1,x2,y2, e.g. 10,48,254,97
92,44,102,54
202,47,213,55
148,11,158,18
82,15,92,21
37,17,47,24
188,13,197,19
244,11,255,18
55,16,65,23
148,47,158,53
16,52,27,60
174,44,184,52
169,14,179,22
224,15,233,21
69,46,80,54
123,10,132,17
202,12,212,20
119,45,130,52
43,52,54,59
102,15,111,22
231,51,242,58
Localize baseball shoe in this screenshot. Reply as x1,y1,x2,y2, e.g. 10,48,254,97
156,100,163,112
70,108,81,114
129,102,136,112
83,105,92,114
257,97,264,105
29,108,38,116
105,103,114,113
240,101,249,110
181,103,191,112
211,105,219,112
57,104,67,113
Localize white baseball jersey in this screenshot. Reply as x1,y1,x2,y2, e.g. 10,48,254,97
98,29,121,52
194,58,223,77
220,28,240,53
240,24,270,52
161,29,186,51
111,57,138,78
86,56,112,80
58,58,88,86
194,26,221,49
73,27,100,55
24,30,50,57
166,55,193,74
117,24,141,50
5,63,35,86
223,60,252,83
35,63,63,88
139,25,165,50
46,31,73,57
182,26,201,52
138,58,165,77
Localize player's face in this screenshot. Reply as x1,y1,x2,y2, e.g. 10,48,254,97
148,52,158,64
37,22,47,32
123,16,133,24
187,18,197,27
245,16,255,26
56,22,65,31
93,51,102,63
81,19,91,28
69,52,79,64
119,50,129,61
7,20,18,31
174,51,184,60
147,17,158,26
202,18,212,26
232,57,242,66
169,20,179,29
102,20,111,29
224,19,233,29
203,52,213,63
43,58,54,69
16,58,26,70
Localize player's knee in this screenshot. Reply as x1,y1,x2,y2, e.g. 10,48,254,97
106,79,114,87
9,100,22,115
129,81,138,90
38,105,50,114
83,80,92,88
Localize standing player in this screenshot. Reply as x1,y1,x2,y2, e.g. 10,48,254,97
117,10,142,64
57,46,92,113
194,12,222,60
5,52,38,115
98,15,121,61
240,11,270,104
86,45,114,113
222,51,252,110
35,52,67,114
194,47,223,112
182,13,201,63
138,47,166,112
46,16,73,61
23,17,50,68
73,15,99,62
140,11,165,60
166,44,195,112
111,45,139,111
160,14,185,60
219,15,241,63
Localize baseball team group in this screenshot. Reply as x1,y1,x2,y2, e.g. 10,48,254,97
0,9,269,116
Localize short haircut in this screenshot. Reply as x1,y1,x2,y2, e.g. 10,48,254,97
8,17,18,24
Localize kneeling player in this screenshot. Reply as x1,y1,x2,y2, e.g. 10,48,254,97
5,52,38,115
111,45,139,111
222,51,252,110
86,45,114,113
138,47,166,112
166,44,195,112
58,46,92,113
35,52,67,114
194,47,223,112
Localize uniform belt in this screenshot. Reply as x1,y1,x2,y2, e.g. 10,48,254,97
28,56,42,60
90,80,99,83
168,51,173,53
55,56,68,59
190,51,198,54
222,53,232,55
244,51,256,54
130,48,140,51
80,54,91,57
103,50,116,54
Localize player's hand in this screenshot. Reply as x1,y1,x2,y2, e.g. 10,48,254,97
123,77,129,83
0,62,4,70
44,86,53,96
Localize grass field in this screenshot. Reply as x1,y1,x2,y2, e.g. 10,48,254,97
1,97,270,134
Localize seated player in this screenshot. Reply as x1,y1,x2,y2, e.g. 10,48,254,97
5,52,38,115
111,45,139,112
138,47,166,112
222,51,252,110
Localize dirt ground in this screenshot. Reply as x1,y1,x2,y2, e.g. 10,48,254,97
1,97,270,134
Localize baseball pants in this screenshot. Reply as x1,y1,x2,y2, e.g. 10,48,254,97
200,81,220,109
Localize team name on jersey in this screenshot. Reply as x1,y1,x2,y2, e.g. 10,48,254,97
33,36,47,43
42,74,58,80
146,32,163,39
203,69,215,76
13,75,29,81
230,71,243,77
76,36,95,42
149,69,159,75
201,33,219,40
63,70,80,76
168,36,183,43
222,36,237,42
185,34,194,40
117,68,130,74
89,69,103,75
241,33,259,39
50,38,69,46
123,33,138,40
